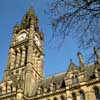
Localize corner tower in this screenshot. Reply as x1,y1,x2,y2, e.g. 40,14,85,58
4,7,44,95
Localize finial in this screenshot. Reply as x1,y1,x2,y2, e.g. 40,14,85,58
68,59,77,72
21,6,38,29
94,47,100,64
70,59,73,63
26,6,35,17
77,52,84,67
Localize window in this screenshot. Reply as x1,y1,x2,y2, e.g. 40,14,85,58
72,75,79,84
80,91,85,100
15,50,17,67
10,84,13,93
20,49,22,66
94,87,100,100
61,95,66,100
72,93,77,100
25,47,28,65
6,82,8,93
90,74,96,80
54,97,58,100
61,80,66,88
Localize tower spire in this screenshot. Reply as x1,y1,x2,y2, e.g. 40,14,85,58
21,6,38,29
26,6,35,17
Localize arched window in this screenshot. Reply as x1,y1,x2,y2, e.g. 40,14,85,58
72,93,77,100
94,87,100,100
72,75,79,84
80,91,85,100
54,97,58,100
61,80,66,88
10,84,13,93
61,95,66,100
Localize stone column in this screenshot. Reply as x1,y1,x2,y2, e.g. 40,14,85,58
16,48,21,68
24,19,36,97
2,84,6,95
66,90,72,100
76,92,80,100
16,89,24,100
21,46,26,66
85,87,96,100
4,48,16,80
10,48,16,69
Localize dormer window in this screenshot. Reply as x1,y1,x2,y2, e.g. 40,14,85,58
72,75,79,84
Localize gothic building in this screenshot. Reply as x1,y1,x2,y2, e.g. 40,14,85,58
0,7,100,100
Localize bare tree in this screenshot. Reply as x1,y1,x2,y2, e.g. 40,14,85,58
47,0,100,51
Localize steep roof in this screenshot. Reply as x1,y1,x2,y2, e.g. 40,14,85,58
67,59,78,72
32,72,66,96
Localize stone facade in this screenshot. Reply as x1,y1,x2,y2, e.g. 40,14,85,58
0,7,100,100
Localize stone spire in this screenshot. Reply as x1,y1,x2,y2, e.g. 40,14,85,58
77,52,84,67
25,6,36,17
21,6,38,29
94,47,100,64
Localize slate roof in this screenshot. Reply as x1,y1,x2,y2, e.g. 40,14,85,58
32,62,99,96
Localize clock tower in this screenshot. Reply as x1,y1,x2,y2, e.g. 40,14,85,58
4,7,44,96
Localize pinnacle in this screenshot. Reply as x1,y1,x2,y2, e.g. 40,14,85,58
68,59,77,72
26,6,36,17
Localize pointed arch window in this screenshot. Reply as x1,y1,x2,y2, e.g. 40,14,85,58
94,87,100,100
72,93,77,100
54,97,58,100
25,47,28,65
80,91,85,100
72,75,79,84
61,80,66,88
10,84,13,93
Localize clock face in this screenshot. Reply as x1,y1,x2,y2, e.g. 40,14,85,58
34,35,40,46
17,32,26,42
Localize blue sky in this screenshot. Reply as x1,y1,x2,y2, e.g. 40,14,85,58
0,0,80,80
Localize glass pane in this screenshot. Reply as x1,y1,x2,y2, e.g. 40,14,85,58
80,91,85,100
72,93,77,100
94,87,100,100
61,95,66,100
